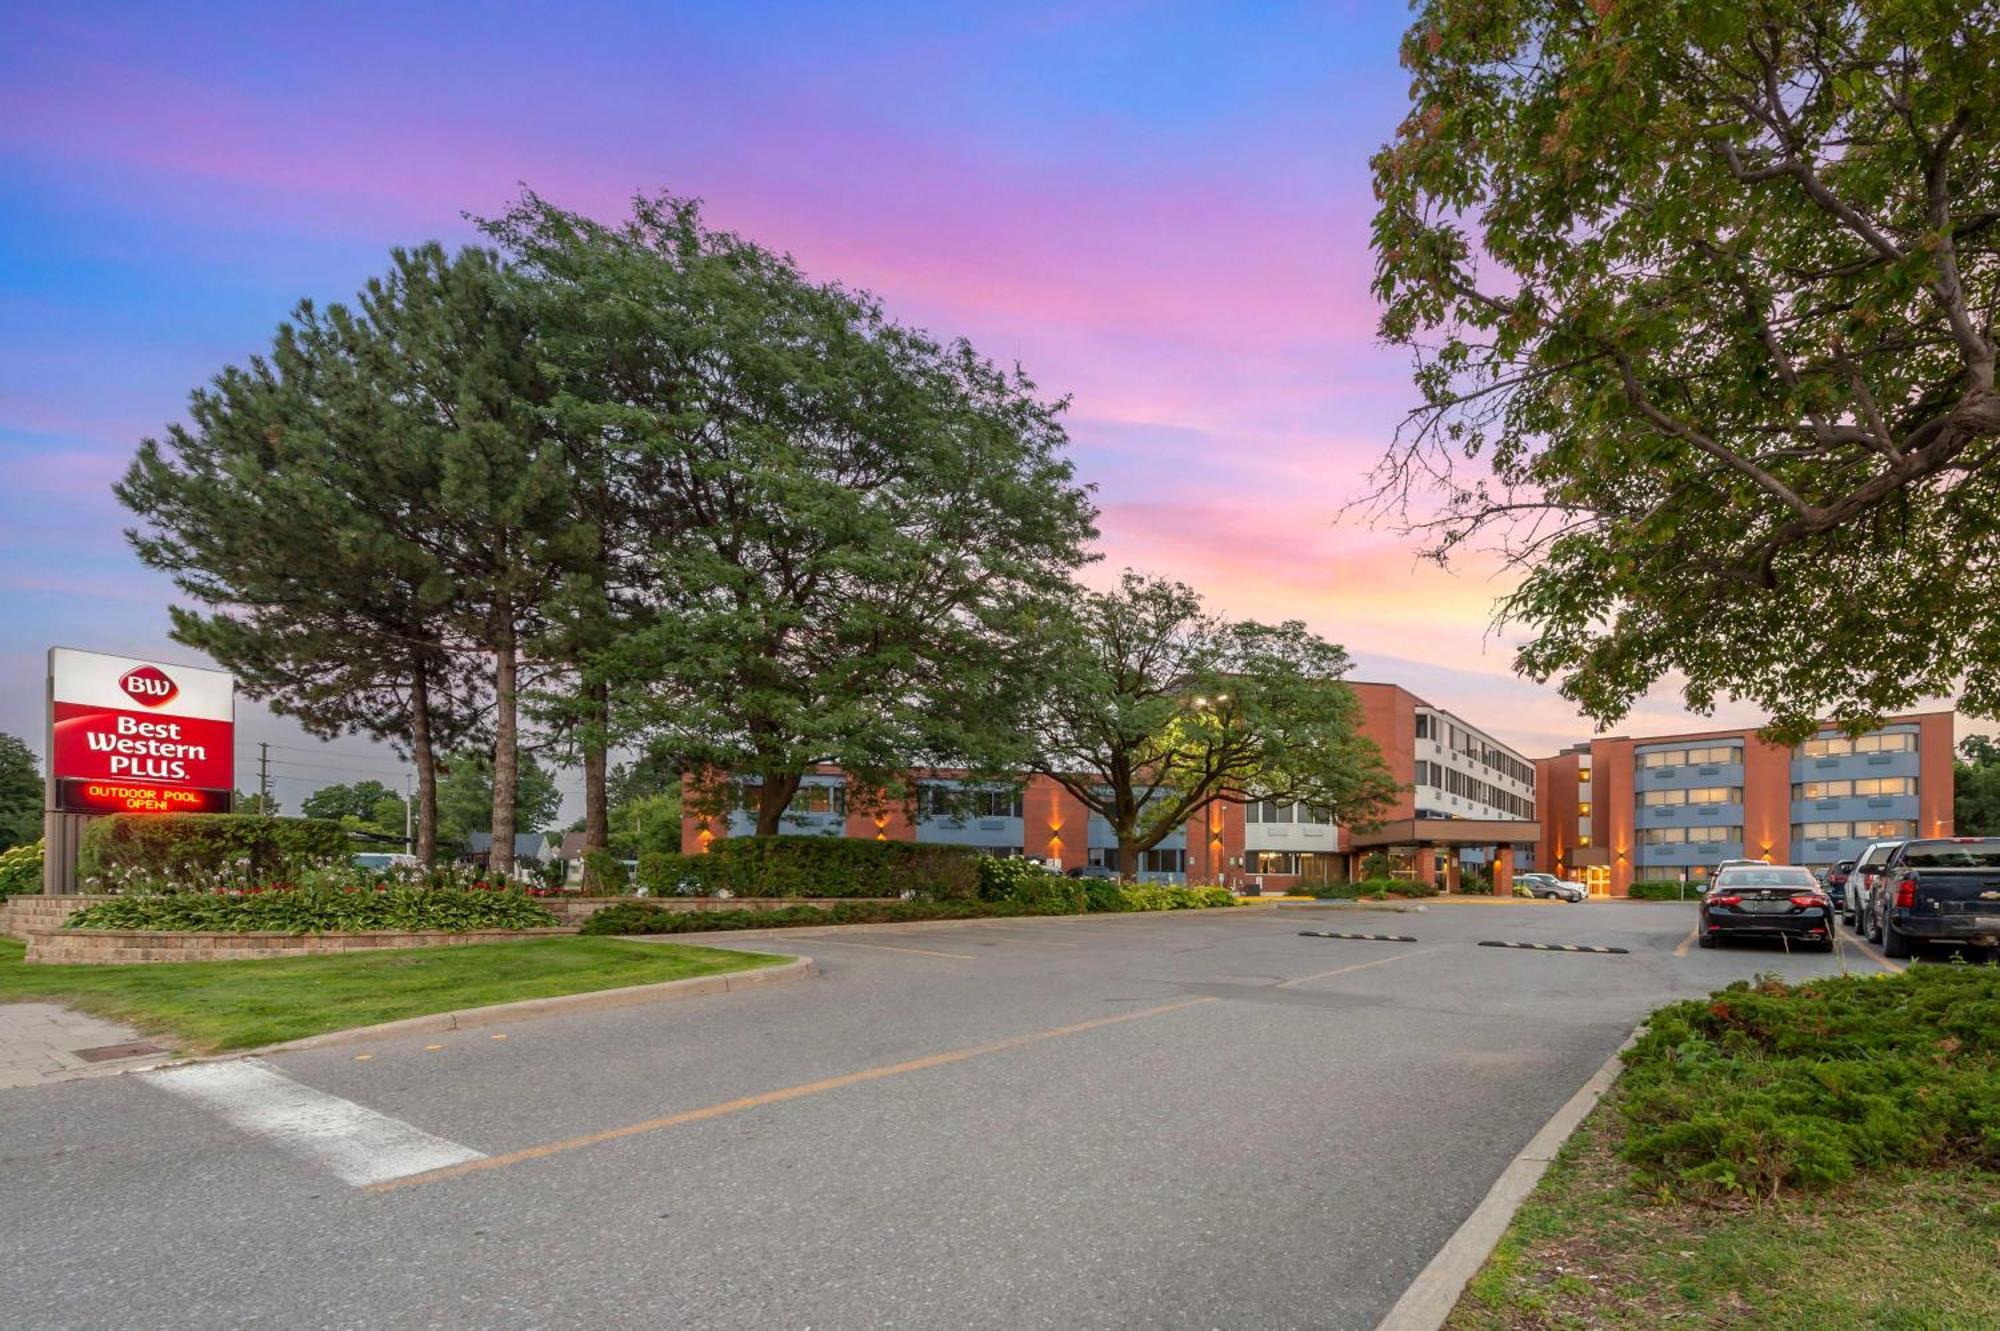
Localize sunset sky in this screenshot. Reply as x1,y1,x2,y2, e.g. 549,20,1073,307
0,1,1794,810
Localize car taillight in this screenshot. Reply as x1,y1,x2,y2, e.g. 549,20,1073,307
1789,894,1826,908
1895,877,1916,909
1709,894,1742,906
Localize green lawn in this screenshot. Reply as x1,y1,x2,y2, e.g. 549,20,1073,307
0,936,790,1053
1446,1091,2000,1330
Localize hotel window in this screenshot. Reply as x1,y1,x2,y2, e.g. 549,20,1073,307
1640,786,1740,807
1793,777,1915,800
1577,801,1592,816
1577,765,1591,784
1798,731,1917,758
1641,745,1740,768
1792,819,1918,841
1577,835,1591,847
1250,852,1301,875
1686,823,1739,843
1641,827,1686,845
1858,819,1917,838
743,782,846,815
1247,800,1294,824
1415,714,1433,740
1141,849,1186,874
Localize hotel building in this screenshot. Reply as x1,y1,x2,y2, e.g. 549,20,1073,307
1535,711,1955,895
680,682,1543,893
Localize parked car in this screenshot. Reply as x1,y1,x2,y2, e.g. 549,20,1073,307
1698,864,1834,951
1845,839,1905,930
1864,837,2000,960
353,851,418,872
1516,872,1585,902
1064,865,1119,881
1821,859,1855,913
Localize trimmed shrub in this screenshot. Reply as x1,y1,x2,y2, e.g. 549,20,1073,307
582,849,629,894
0,839,42,900
636,851,702,895
1618,968,2000,1197
978,857,1084,912
1627,879,1695,901
643,836,982,900
1390,879,1441,898
78,814,348,890
64,885,558,934
1110,883,1234,911
581,898,1035,935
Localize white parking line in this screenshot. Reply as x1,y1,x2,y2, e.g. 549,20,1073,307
144,1059,485,1187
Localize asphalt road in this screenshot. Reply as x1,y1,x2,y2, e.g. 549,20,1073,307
0,901,1901,1330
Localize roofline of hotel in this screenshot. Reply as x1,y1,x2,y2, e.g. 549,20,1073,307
1535,708,1957,761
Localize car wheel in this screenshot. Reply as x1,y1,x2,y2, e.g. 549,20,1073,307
1815,937,1836,954
1881,915,1912,960
1696,931,1714,949
1865,903,1882,944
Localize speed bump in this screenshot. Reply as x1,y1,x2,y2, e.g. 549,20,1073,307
1478,940,1628,954
1298,930,1419,943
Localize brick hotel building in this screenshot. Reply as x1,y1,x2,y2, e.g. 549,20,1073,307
1535,711,1955,895
681,681,1543,894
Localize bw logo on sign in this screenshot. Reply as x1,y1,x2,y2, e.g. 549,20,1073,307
118,665,179,708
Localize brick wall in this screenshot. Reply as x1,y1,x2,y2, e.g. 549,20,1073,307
0,895,111,940
26,926,579,965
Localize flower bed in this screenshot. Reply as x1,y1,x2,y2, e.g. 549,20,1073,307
64,884,557,934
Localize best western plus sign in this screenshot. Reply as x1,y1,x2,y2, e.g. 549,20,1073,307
48,648,235,815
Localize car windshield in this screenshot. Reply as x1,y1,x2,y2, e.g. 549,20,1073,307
1900,840,2000,868
1712,867,1817,889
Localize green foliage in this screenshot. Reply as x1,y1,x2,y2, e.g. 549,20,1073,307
1371,1,2000,736
1619,968,2000,1197
302,781,399,824
1101,883,1235,911
1390,878,1440,898
1025,571,1399,871
606,790,681,859
231,791,281,816
1359,852,1392,880
581,899,1032,935
78,815,349,889
976,856,1064,903
65,885,558,934
663,836,983,900
436,747,562,846
581,848,629,894
0,732,40,851
1955,736,2000,837
0,840,43,900
1456,876,1496,896
1627,880,1695,901
485,191,1098,836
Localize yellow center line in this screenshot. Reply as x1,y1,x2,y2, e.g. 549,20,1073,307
364,995,1219,1194
794,936,978,961
1838,931,1904,975
1273,945,1442,989
1672,927,1697,958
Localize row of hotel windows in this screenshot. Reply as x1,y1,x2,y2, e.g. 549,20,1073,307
1414,761,1536,820
1414,714,1535,786
1639,825,1742,845
1639,744,1741,769
1085,847,1187,874
1795,820,1917,841
1640,786,1741,807
1798,732,1916,757
1795,777,1915,800
1244,800,1335,824
738,783,1030,820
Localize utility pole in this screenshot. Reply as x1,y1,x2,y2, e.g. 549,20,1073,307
258,742,270,813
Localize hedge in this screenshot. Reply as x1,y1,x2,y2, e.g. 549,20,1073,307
635,836,982,900
78,814,349,888
0,839,42,900
64,885,558,934
583,880,1237,934
1619,968,2000,1196
1627,879,1696,901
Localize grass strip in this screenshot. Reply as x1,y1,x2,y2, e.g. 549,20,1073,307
0,936,787,1053
1446,1090,2000,1329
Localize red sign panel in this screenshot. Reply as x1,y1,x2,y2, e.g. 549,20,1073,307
57,779,232,816
52,703,235,789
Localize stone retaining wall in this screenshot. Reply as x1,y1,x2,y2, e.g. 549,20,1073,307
0,895,112,940
26,926,579,965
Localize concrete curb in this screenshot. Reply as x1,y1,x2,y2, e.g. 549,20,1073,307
612,903,1262,946
1373,1026,1642,1331
244,954,817,1055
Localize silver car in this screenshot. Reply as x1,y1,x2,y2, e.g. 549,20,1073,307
1517,872,1586,902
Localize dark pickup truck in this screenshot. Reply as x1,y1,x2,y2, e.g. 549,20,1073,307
1867,837,2000,959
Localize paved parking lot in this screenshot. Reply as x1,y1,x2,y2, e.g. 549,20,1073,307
0,901,1902,1330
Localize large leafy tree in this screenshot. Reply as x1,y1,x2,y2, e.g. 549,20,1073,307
1953,735,2000,835
0,733,41,851
435,747,563,849
482,192,1099,835
1025,572,1399,878
1369,1,1999,738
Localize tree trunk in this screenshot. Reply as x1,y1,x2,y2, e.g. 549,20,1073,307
490,612,519,877
755,771,802,837
1118,839,1141,879
410,660,439,868
582,680,609,852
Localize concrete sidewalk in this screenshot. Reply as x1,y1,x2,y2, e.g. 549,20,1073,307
0,1002,172,1088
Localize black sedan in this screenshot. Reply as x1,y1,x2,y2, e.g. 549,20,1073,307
1697,865,1835,952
